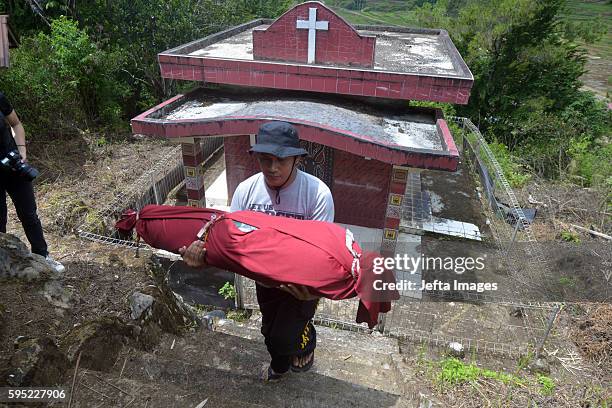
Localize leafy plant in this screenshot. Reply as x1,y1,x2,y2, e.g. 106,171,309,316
517,351,533,371
537,374,555,396
437,358,525,387
560,230,581,243
227,309,250,322
558,276,576,286
218,282,236,300
488,142,532,188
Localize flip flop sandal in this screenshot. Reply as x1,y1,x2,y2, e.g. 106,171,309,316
291,352,314,373
261,365,286,382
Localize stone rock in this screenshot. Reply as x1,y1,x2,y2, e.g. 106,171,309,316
510,307,525,318
61,317,134,371
130,282,199,350
41,280,74,310
129,292,155,320
446,342,465,359
528,357,550,375
3,337,69,386
0,233,54,281
202,310,226,330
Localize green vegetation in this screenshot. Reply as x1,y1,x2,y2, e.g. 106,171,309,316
0,17,125,135
0,0,291,136
563,1,612,60
438,358,526,387
218,282,236,300
488,142,532,188
227,309,250,322
326,0,422,25
0,0,609,203
330,0,611,198
537,374,555,396
415,356,560,398
560,230,581,243
414,0,610,188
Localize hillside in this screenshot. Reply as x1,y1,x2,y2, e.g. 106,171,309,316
326,0,611,98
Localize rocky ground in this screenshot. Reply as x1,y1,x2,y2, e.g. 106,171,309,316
0,134,610,407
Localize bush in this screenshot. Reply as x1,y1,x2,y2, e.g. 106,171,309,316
488,142,532,188
0,17,127,137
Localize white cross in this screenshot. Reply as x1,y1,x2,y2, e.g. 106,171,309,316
296,7,329,64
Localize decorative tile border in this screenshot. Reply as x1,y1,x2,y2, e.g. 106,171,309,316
182,139,207,207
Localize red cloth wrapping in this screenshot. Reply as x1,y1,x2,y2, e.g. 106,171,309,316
115,205,399,328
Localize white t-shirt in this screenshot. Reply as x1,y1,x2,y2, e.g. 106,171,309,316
230,170,334,222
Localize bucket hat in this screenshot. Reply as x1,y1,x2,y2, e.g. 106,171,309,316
249,121,308,158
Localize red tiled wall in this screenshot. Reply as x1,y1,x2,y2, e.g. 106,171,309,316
157,57,472,104
224,136,259,202
332,150,391,229
253,2,375,68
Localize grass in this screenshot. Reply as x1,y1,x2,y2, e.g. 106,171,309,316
324,0,419,26
563,1,611,96
563,1,612,59
438,358,527,387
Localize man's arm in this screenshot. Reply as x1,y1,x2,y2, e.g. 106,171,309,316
310,184,335,222
181,180,248,268
6,111,27,161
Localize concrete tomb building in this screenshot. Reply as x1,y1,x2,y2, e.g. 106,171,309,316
132,1,474,301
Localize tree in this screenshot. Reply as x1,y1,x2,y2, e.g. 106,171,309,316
0,16,126,135
415,0,610,183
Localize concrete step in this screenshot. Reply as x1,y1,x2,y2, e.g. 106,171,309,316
214,318,404,395
112,321,417,408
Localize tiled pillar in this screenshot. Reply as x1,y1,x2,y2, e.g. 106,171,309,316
182,138,206,207
381,165,410,258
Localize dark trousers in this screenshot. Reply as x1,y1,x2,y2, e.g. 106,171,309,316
256,283,318,374
0,174,48,256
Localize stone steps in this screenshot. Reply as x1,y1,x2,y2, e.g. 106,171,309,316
69,317,422,407
214,317,403,395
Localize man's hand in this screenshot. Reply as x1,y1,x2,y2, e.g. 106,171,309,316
278,284,320,301
17,145,26,162
178,240,207,268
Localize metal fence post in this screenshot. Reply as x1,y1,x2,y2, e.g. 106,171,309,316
504,220,521,259
535,304,562,359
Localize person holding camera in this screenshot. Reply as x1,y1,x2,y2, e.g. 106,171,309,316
0,91,64,273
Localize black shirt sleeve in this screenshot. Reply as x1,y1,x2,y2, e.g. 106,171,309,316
0,92,14,116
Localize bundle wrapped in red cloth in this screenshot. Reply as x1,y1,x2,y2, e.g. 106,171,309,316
116,205,399,328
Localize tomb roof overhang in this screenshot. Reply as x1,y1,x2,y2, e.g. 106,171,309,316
132,88,459,171
157,3,473,104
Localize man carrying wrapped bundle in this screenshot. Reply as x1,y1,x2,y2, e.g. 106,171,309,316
180,121,334,381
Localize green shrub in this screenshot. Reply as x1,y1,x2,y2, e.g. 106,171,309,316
0,17,127,136
218,282,236,300
537,374,555,395
488,142,532,188
568,137,612,188
560,230,581,243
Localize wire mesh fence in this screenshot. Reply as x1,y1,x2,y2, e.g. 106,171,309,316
77,120,566,358
448,117,556,302
77,138,223,249
232,117,564,357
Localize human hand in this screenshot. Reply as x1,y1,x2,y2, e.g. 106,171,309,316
17,146,26,162
178,240,207,268
278,284,320,301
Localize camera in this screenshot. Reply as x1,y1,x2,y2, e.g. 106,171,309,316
0,149,39,181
